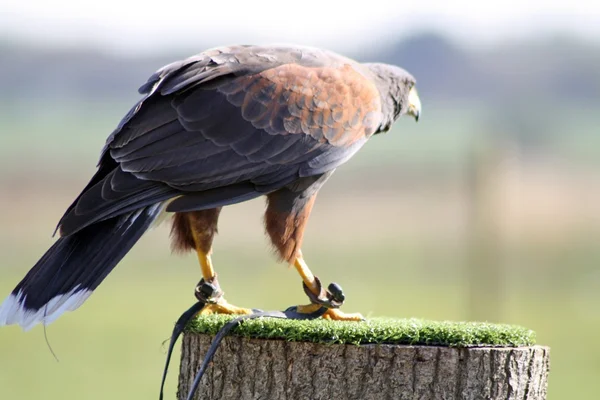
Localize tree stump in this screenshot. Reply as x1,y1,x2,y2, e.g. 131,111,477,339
178,333,550,400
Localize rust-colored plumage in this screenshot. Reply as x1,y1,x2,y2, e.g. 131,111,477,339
234,63,383,146
264,192,317,264
170,208,221,254
0,44,421,330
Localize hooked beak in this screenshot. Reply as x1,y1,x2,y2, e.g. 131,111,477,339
407,86,421,122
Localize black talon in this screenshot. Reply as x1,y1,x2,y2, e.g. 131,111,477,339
195,282,215,302
302,276,346,309
194,278,223,303
327,282,345,303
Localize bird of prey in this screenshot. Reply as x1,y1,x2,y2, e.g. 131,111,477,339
0,44,421,330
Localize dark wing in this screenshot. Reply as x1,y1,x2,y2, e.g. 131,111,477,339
57,45,383,236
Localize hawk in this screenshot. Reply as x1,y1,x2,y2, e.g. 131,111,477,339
0,44,421,329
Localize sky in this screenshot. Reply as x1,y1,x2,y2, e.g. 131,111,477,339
1,0,599,55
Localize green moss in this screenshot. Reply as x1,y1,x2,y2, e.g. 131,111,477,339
187,315,536,347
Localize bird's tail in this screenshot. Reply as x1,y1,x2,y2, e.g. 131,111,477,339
0,203,164,331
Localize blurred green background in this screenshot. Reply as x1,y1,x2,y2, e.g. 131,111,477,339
1,2,599,399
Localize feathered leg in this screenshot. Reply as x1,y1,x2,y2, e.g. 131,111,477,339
265,175,363,321
170,208,252,315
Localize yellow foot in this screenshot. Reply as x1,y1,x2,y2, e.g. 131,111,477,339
296,304,364,321
199,299,254,316
322,308,364,321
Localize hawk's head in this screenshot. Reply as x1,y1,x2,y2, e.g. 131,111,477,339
364,63,421,133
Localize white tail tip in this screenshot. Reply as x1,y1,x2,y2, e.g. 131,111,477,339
0,286,92,331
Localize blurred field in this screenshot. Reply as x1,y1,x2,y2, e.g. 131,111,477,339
0,96,599,399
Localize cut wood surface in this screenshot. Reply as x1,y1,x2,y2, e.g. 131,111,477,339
178,333,550,400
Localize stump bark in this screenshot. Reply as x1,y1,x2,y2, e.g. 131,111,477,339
178,333,550,400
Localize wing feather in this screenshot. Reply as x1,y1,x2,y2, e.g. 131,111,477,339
58,45,384,235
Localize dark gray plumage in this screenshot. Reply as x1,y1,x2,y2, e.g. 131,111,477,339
0,43,421,331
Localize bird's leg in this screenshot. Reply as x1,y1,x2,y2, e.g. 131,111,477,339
193,245,252,316
265,177,364,322
293,253,364,321
170,209,252,315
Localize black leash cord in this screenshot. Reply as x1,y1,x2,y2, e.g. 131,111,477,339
159,301,206,400
160,304,328,400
